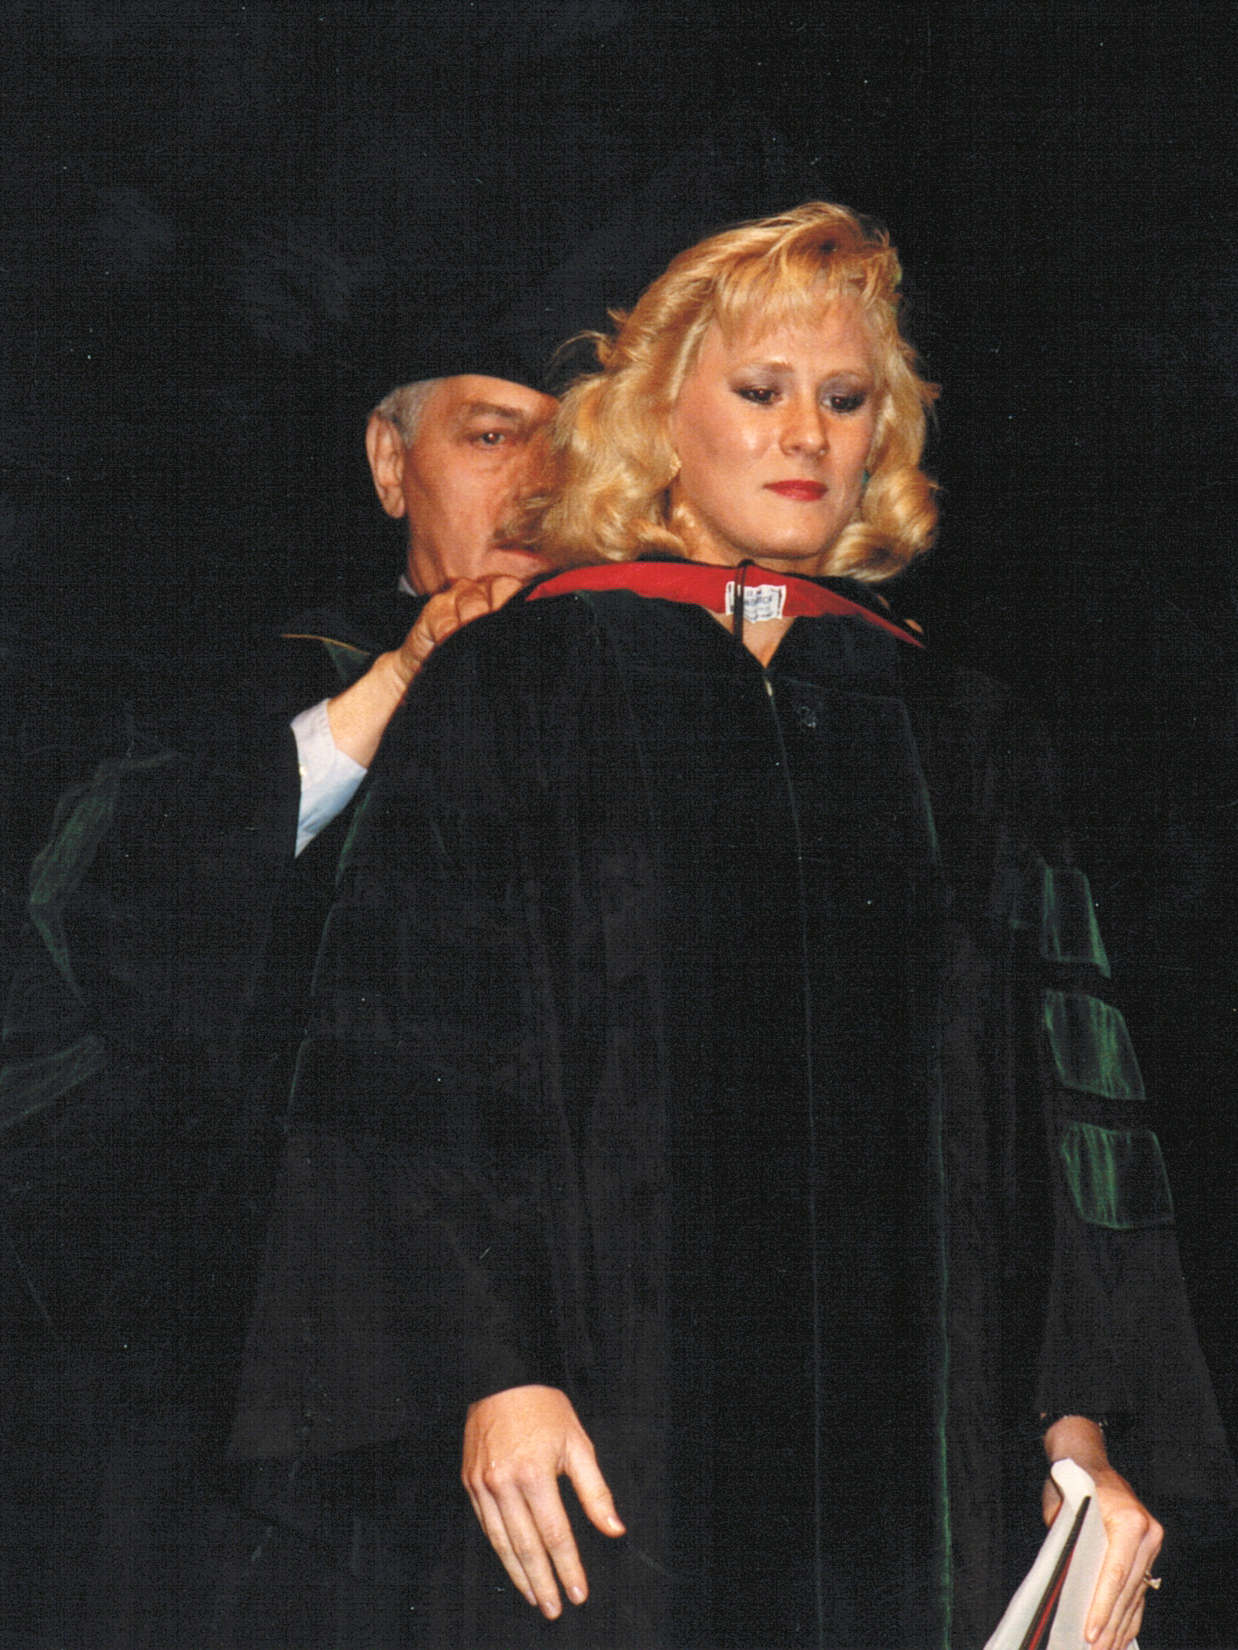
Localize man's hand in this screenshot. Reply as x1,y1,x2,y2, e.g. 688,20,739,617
1043,1417,1163,1650
462,1384,625,1618
396,573,525,685
327,574,524,769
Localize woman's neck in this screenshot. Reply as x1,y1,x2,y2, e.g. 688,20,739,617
707,607,793,667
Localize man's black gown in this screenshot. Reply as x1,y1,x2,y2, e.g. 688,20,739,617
1,586,422,1649
235,569,1234,1648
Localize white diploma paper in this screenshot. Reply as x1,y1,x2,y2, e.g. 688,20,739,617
984,1458,1137,1650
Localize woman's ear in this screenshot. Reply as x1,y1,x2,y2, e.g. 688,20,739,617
365,414,409,519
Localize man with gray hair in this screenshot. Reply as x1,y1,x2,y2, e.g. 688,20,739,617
291,370,558,851
4,366,559,1117
0,366,558,1650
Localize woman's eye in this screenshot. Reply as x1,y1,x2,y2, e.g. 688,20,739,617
827,393,867,415
736,386,777,405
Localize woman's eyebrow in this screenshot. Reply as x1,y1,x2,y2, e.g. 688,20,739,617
730,358,871,381
731,355,793,373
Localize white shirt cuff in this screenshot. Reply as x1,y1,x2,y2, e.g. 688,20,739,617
292,699,366,855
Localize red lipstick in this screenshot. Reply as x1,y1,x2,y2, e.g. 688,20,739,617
765,481,826,500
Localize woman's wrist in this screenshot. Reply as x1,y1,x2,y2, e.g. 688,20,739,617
1042,1414,1110,1474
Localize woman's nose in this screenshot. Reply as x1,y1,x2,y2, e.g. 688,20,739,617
780,400,828,457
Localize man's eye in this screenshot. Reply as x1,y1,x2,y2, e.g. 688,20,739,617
471,430,509,446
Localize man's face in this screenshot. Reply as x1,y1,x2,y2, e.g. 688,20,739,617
381,375,557,593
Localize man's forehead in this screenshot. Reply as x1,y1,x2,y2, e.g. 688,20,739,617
429,374,556,428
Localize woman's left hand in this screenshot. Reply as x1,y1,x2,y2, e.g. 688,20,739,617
1042,1417,1163,1650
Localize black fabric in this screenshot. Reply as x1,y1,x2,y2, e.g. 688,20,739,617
236,577,1236,1649
375,346,558,396
0,584,422,1650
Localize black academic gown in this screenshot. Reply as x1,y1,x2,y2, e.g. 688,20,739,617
234,569,1235,1649
0,583,422,1650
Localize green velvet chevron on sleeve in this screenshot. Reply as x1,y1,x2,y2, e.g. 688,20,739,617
1044,989,1145,1104
1011,858,1111,976
0,1034,107,1130
1058,1120,1174,1229
27,746,178,1001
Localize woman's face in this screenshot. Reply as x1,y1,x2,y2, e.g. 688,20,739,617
667,299,879,576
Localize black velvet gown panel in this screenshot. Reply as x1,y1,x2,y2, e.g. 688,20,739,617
588,605,949,1644
233,577,1235,1649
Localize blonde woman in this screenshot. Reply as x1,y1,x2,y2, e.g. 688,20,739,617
236,205,1233,1648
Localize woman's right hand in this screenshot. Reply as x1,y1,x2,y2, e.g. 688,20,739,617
462,1384,625,1618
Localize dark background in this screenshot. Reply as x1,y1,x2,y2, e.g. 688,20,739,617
2,0,1235,1590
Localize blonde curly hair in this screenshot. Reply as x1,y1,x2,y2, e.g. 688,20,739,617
537,202,938,581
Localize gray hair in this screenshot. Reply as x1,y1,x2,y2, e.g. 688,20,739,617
370,378,442,445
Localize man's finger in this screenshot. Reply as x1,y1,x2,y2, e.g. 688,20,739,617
450,573,524,621
478,573,525,607
448,588,493,626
